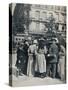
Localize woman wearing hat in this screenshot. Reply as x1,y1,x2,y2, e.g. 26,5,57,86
35,38,47,78
27,39,38,77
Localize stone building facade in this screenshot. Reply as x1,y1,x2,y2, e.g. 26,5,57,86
11,4,66,44
29,4,66,34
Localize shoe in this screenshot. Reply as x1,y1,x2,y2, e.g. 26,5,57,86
43,72,47,77
40,73,45,78
35,72,40,77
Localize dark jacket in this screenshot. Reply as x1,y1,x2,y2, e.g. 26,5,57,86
16,47,26,68
47,43,59,63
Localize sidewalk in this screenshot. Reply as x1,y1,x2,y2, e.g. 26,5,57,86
12,75,65,87
11,54,65,87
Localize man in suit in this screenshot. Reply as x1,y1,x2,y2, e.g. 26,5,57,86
23,40,29,75
15,43,25,76
46,39,59,78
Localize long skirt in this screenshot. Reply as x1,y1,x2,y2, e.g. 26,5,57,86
27,54,34,77
58,56,65,81
35,54,46,73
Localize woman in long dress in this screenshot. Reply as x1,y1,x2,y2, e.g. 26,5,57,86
27,40,38,77
35,44,47,78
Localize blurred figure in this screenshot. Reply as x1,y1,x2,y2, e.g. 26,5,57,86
58,45,66,81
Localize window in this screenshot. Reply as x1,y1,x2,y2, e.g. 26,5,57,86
58,6,60,10
49,12,53,16
35,11,40,20
62,25,64,31
42,12,47,20
64,15,66,23
51,6,53,10
36,22,40,32
61,7,66,12
16,38,18,41
55,13,59,22
45,5,47,9
49,6,53,10
35,5,40,8
55,6,60,11
40,5,45,9
19,38,20,40
64,7,66,12
55,23,59,30
60,13,65,23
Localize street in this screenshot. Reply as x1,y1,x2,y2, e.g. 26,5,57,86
11,74,64,87
10,53,65,87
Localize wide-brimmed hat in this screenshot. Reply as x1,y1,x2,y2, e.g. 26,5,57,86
52,38,59,43
28,37,31,40
33,39,38,44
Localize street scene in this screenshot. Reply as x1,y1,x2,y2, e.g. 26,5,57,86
9,53,65,87
9,4,66,87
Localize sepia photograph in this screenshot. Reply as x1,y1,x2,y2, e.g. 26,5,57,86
9,3,66,87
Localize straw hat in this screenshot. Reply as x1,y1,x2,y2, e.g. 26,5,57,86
33,39,38,44
28,37,31,40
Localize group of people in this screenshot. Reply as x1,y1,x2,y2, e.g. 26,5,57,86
15,37,65,81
